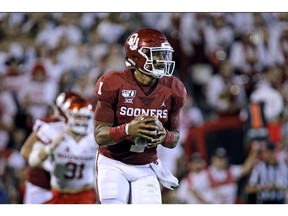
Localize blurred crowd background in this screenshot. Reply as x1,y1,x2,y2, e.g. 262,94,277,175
1,12,288,204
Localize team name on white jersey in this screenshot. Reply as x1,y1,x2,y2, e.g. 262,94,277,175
119,106,168,119
56,153,95,161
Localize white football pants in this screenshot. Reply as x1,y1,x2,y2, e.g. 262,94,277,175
23,181,52,204
97,154,162,204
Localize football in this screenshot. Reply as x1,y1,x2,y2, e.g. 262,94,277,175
153,118,163,131
134,117,163,147
134,136,148,147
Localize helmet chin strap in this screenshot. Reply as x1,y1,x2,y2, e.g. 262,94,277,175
152,69,165,79
138,69,160,80
137,65,163,79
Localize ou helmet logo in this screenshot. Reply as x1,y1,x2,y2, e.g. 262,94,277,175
128,33,139,50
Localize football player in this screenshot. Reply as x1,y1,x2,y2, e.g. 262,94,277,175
28,96,98,204
94,28,187,204
21,91,82,204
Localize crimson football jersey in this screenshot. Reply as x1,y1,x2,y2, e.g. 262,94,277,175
95,70,186,165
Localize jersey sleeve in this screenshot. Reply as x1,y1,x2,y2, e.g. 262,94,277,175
33,119,51,144
28,140,52,171
33,119,45,132
36,123,59,144
94,71,122,124
171,78,187,113
34,120,66,145
166,78,187,131
28,141,46,167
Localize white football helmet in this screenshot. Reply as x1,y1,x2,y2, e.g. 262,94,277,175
54,91,82,122
62,97,94,135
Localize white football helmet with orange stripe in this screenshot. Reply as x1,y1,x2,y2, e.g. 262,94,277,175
62,97,94,135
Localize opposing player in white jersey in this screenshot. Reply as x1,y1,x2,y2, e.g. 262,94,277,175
21,91,82,204
28,96,98,204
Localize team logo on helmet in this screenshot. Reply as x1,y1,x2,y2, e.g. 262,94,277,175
127,33,139,50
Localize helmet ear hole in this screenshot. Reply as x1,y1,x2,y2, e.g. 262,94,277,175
145,65,152,70
142,48,149,54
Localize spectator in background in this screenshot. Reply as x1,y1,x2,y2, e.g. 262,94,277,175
179,93,204,144
203,13,234,72
103,44,126,72
2,56,29,100
206,146,258,204
58,43,92,76
249,65,284,147
177,152,214,204
42,48,66,84
0,152,23,203
0,76,16,149
0,38,10,73
250,65,284,123
19,62,58,122
273,28,288,65
229,30,262,75
0,76,25,202
246,142,288,204
250,15,276,68
96,13,126,45
229,30,262,97
206,60,246,118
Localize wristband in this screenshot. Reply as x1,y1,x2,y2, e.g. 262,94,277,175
125,123,130,135
162,129,175,147
109,123,129,143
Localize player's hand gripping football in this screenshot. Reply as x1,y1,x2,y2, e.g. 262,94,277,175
147,118,166,148
127,114,159,142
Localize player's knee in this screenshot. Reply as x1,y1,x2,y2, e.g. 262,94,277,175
98,177,130,203
99,181,120,199
131,177,162,204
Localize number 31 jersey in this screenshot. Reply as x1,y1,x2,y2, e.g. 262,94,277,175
47,133,97,191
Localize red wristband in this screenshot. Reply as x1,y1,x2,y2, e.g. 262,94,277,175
109,123,129,143
162,129,175,147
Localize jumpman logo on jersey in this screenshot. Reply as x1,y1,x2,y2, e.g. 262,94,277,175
161,100,166,107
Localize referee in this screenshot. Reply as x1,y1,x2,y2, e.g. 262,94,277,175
246,142,288,204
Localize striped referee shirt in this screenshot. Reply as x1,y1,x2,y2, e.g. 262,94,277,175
248,161,288,202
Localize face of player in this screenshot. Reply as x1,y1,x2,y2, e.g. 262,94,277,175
140,47,174,79
68,111,93,135
152,51,167,70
